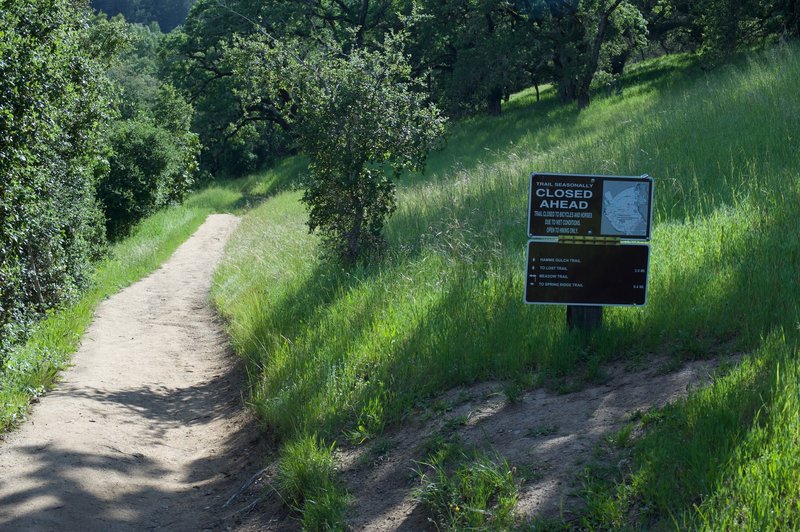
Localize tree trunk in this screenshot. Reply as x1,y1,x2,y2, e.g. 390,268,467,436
575,0,624,110
560,79,577,103
346,201,364,262
355,0,370,48
487,87,502,116
609,49,630,77
610,49,631,94
577,87,590,109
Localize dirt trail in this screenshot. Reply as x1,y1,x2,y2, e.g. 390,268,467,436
0,214,269,532
340,357,728,530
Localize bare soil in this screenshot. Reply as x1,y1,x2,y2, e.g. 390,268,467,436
0,214,276,532
338,356,727,530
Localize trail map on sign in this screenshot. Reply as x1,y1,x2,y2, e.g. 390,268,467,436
600,181,650,237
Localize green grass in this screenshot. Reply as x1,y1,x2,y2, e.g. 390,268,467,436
213,42,800,526
582,331,800,529
415,441,520,531
0,169,293,432
276,435,348,530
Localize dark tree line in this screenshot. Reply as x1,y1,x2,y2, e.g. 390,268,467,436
91,0,195,32
163,0,799,179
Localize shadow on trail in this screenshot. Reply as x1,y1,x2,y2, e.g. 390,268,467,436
64,367,244,444
0,445,173,532
0,358,279,532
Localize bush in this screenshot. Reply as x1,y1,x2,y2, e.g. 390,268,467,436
1,0,114,369
276,435,348,530
295,36,446,262
416,446,519,531
231,30,446,263
99,118,199,238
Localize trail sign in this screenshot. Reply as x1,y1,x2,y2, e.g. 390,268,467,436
524,240,650,306
528,173,653,240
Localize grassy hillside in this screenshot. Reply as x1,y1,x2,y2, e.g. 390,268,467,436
213,43,800,528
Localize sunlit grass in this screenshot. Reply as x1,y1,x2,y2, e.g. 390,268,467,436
214,43,800,527
276,435,348,530
415,441,520,530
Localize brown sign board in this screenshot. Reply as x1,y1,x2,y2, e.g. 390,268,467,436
524,241,650,306
528,173,653,240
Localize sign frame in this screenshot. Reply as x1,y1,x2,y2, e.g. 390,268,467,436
527,172,654,241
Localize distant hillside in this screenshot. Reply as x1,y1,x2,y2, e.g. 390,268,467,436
91,0,195,32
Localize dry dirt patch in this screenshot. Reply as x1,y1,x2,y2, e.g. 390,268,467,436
339,357,726,530
0,214,274,531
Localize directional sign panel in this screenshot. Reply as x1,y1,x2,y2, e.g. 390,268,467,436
524,241,650,306
528,173,653,240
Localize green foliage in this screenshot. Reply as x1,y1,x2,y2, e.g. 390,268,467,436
99,119,199,238
412,0,539,116
162,0,409,176
98,16,200,238
520,0,647,108
232,30,446,262
296,38,446,261
106,18,163,120
416,445,520,530
277,435,348,530
695,0,795,59
0,0,115,369
600,1,649,80
160,0,292,176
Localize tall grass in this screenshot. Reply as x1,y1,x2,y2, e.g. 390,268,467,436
213,43,800,526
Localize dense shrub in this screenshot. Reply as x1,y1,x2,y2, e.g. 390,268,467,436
96,19,200,239
99,118,199,239
0,0,115,369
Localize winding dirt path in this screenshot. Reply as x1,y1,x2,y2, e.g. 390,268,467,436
0,214,268,531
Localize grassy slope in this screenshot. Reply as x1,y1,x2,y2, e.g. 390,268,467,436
0,167,295,432
214,44,800,528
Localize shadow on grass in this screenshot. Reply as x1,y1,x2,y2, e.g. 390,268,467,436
237,42,800,455
244,142,799,450
408,52,697,192
594,192,800,525
238,244,591,443
338,190,800,527
189,155,308,214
